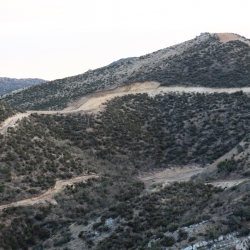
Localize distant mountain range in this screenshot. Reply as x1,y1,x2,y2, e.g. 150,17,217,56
0,77,46,95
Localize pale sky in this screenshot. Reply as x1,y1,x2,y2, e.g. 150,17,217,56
1,0,250,80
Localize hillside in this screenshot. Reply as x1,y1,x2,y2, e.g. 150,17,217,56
1,33,250,110
1,91,250,249
0,77,45,95
35,91,250,168
2,33,250,250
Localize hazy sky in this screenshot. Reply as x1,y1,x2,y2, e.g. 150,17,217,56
1,0,250,80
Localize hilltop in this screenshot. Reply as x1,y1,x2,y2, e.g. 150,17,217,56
1,32,250,110
0,77,46,95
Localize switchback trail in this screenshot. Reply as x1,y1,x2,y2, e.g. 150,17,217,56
0,174,98,210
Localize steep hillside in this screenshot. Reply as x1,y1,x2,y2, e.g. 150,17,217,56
0,77,45,95
34,91,250,168
2,33,250,110
1,92,250,249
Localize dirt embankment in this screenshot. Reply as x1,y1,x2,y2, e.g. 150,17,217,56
216,33,250,46
65,81,250,113
216,33,241,43
0,112,31,134
0,174,98,210
139,165,248,190
139,166,203,189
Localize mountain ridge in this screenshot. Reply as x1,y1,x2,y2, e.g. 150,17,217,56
2,32,250,110
0,77,46,95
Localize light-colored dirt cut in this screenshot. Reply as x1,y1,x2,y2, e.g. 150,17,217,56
0,112,31,134
216,33,250,46
207,179,247,189
65,81,250,113
64,81,161,112
216,33,241,43
0,174,98,210
3,82,250,135
139,166,203,188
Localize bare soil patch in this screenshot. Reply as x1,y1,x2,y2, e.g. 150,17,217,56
216,33,250,46
0,112,31,134
65,81,250,113
139,166,203,188
216,33,241,43
207,179,248,189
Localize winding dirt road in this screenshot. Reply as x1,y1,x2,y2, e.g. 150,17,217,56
139,166,203,188
2,81,250,135
64,81,250,112
0,112,31,134
0,174,98,210
1,82,250,208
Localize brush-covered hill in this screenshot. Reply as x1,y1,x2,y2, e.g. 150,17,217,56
1,33,250,110
2,92,250,249
0,77,46,95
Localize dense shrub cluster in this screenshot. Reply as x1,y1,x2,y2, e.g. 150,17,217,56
34,92,250,168
0,116,93,203
126,40,250,88
217,160,237,173
95,182,222,250
0,174,145,249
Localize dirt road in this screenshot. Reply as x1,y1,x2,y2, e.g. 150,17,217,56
139,166,204,188
207,179,248,189
65,81,250,112
0,112,31,134
139,166,249,190
0,174,98,210
0,110,83,134
2,81,250,135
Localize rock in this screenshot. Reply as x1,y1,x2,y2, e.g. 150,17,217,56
182,246,192,250
218,236,223,241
